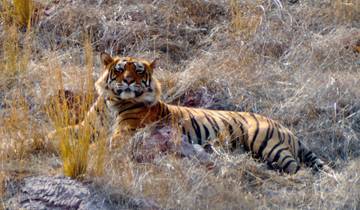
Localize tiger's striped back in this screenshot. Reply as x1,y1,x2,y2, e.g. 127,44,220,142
113,101,324,174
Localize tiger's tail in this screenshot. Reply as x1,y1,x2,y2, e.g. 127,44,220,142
298,141,327,172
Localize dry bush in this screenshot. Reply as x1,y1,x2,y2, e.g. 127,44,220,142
44,38,108,179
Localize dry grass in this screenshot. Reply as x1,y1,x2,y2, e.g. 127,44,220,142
229,0,263,40
13,0,33,27
1,0,360,209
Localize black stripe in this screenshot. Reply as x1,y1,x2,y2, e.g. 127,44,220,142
272,148,287,163
298,141,305,160
286,132,296,156
217,112,229,121
228,116,242,151
230,115,238,124
227,121,233,136
268,120,275,139
204,112,219,134
163,105,170,117
292,138,298,157
309,156,317,163
266,141,282,160
217,113,234,137
304,151,313,161
236,113,249,124
231,116,245,138
230,117,241,149
188,111,202,144
142,73,148,86
280,155,293,165
187,132,192,144
258,119,274,159
162,103,166,116
309,158,317,167
212,117,220,132
182,126,186,136
112,89,120,96
119,117,140,124
250,113,260,152
110,70,117,81
288,133,296,154
94,106,100,113
280,130,285,143
221,118,238,150
287,133,292,148
160,103,165,117
227,123,235,139
203,124,210,140
278,130,284,144
119,101,134,107
159,103,164,116
118,103,144,115
283,159,296,171
210,112,231,144
274,122,283,143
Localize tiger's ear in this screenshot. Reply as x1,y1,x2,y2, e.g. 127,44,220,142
100,52,113,66
150,58,158,70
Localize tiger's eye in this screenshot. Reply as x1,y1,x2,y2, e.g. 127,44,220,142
134,62,145,75
114,63,124,73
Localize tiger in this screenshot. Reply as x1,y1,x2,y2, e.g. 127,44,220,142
48,52,327,174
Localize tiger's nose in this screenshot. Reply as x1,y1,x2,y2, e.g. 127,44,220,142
123,77,134,84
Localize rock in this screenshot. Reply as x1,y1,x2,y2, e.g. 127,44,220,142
6,176,159,210
6,176,105,210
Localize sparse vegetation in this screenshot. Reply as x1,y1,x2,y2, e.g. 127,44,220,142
1,0,360,209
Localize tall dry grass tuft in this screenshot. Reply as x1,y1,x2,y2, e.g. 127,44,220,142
46,65,89,179
44,37,107,179
13,0,33,28
0,0,34,27
0,0,33,89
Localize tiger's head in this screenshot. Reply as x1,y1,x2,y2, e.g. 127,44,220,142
96,52,161,106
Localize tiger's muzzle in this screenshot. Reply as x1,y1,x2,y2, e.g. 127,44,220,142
111,81,144,100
